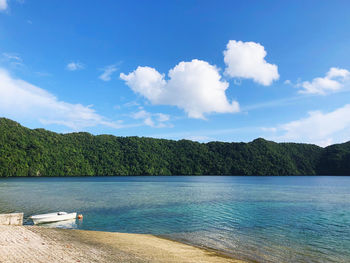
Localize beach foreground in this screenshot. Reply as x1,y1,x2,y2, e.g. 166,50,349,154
0,226,246,263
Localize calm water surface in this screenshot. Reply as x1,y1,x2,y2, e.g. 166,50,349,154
0,176,349,263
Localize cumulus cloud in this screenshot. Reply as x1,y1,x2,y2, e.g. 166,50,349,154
66,62,85,71
0,0,7,11
99,64,118,81
223,40,279,86
0,68,123,130
120,59,239,119
298,67,350,95
269,104,350,146
131,109,171,128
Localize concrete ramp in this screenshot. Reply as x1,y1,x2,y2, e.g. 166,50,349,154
0,213,23,225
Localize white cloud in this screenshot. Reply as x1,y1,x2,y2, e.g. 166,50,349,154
0,68,123,130
327,67,349,79
2,53,22,62
261,127,277,133
2,52,23,67
120,59,239,119
123,101,140,107
156,113,169,122
0,0,7,11
150,126,255,142
185,135,213,142
269,104,350,146
66,62,85,71
35,71,52,77
99,64,118,81
298,67,350,95
131,109,171,128
242,95,302,112
284,80,292,85
223,40,279,86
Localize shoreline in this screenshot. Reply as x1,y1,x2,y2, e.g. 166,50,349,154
0,225,247,263
156,235,249,262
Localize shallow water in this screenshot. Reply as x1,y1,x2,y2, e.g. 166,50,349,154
0,176,349,262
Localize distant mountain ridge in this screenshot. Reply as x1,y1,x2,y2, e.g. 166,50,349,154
0,117,349,176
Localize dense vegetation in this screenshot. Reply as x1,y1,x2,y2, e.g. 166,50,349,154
0,118,349,176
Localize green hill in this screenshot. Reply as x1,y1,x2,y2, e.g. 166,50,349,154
0,117,348,176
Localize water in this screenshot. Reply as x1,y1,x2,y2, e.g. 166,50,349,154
0,176,349,263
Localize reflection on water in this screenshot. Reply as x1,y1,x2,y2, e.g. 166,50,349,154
0,176,350,263
40,219,78,229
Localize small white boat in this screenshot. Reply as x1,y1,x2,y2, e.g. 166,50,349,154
30,212,77,225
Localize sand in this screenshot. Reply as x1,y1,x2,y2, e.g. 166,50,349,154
0,226,247,263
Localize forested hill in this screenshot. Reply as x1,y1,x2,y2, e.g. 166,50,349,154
0,118,349,176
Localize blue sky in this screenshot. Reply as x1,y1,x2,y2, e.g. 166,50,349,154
1,0,350,146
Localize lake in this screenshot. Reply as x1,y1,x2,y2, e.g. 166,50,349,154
0,176,349,262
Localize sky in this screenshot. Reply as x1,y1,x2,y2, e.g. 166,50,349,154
1,0,350,147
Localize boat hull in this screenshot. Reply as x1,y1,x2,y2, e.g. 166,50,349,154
30,212,77,225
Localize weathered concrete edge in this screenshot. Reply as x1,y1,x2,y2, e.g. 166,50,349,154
0,213,23,225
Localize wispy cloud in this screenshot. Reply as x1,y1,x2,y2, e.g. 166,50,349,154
0,68,126,131
99,64,119,81
241,96,304,112
264,104,350,146
66,61,85,71
131,109,171,128
151,126,259,141
2,53,22,62
2,53,23,67
35,71,52,77
185,135,214,142
113,101,140,110
123,101,140,107
0,0,8,11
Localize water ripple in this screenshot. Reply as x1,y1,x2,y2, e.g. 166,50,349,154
1,176,350,262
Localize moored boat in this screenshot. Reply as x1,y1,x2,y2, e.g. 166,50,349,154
30,212,77,225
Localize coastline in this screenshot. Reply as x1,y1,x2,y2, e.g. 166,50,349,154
0,225,247,263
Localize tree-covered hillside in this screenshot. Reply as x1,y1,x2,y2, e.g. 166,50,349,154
0,118,349,176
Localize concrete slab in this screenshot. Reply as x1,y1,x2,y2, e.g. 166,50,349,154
0,213,23,225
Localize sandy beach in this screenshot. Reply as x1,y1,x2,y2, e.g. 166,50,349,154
0,225,246,263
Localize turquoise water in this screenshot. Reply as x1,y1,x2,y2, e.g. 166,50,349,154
0,176,349,262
